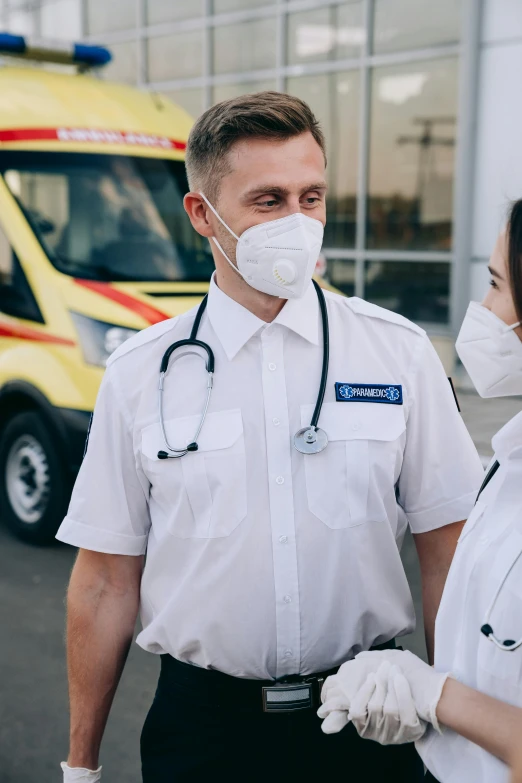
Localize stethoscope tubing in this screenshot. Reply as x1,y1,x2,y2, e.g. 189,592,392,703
157,283,329,459
310,279,329,431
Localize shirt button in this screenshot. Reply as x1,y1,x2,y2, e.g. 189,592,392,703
272,417,280,426
279,535,288,544
283,595,292,604
284,649,293,658
276,476,284,485
268,362,277,371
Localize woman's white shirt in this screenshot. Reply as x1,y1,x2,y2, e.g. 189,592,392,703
417,411,522,783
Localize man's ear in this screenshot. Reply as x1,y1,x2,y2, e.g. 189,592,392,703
184,192,214,238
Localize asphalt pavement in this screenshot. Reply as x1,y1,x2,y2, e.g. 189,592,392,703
0,391,519,783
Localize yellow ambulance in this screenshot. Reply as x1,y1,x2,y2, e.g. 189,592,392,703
0,35,213,543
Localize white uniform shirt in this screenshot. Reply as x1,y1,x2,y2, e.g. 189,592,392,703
57,278,483,680
417,412,522,783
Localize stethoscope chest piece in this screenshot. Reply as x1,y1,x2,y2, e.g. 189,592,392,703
294,426,328,455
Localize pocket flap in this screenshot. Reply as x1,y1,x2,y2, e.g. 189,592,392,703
141,408,244,459
300,401,406,442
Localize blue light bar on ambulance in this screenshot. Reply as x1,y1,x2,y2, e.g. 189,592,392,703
0,33,111,68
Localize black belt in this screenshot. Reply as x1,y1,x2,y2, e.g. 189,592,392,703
161,638,397,714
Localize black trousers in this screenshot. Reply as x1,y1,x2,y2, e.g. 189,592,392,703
141,657,425,783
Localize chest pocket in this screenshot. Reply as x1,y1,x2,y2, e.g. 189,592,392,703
477,529,522,692
301,401,406,529
140,408,247,539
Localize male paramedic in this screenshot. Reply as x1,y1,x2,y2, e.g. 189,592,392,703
57,92,484,782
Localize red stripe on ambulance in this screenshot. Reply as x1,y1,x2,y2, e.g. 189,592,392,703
0,127,186,150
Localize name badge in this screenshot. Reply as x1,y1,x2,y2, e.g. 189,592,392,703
335,383,403,405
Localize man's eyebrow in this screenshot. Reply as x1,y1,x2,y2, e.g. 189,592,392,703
488,265,503,280
242,183,328,200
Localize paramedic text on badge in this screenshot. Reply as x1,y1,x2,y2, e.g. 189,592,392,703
335,383,403,405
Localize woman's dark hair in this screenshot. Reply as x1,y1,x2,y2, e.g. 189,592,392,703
507,199,522,322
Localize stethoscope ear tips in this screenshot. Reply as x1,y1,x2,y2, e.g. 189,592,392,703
187,442,199,452
480,623,493,638
157,450,170,460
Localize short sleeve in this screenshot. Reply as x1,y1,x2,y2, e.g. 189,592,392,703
398,337,484,534
56,367,151,554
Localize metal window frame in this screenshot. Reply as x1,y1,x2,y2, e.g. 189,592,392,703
10,0,479,332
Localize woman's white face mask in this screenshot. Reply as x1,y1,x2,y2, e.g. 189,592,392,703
456,301,522,398
200,193,324,299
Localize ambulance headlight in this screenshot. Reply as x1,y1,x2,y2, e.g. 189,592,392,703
70,312,138,368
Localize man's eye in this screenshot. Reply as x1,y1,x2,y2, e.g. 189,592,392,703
259,199,278,207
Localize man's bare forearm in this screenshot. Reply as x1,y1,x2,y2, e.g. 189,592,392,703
437,678,522,771
66,549,143,769
414,520,464,663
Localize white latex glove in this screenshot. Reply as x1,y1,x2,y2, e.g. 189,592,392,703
61,762,102,782
318,653,404,734
348,660,427,744
318,649,449,735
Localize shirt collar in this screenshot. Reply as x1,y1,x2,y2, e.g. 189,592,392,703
492,411,522,462
207,275,320,361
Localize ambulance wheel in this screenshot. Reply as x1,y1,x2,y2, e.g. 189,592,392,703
0,411,70,545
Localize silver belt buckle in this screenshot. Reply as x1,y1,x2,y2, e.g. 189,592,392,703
262,682,313,713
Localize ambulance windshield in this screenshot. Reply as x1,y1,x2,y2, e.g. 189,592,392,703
0,151,214,282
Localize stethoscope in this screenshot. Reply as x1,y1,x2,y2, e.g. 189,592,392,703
157,279,330,460
476,460,522,651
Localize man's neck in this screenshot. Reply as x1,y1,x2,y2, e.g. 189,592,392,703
214,267,286,323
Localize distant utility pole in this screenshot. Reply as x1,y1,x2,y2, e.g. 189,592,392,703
397,117,456,206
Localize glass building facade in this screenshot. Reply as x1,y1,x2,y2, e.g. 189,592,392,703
0,0,467,333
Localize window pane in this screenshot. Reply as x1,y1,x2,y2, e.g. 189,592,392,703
213,18,277,75
213,0,265,12
147,0,204,24
86,0,136,34
2,151,214,283
162,88,204,118
147,30,203,82
103,40,138,85
213,80,276,104
326,258,356,297
6,9,35,34
373,0,461,54
367,58,457,251
287,71,359,249
364,261,450,323
41,0,82,39
287,2,364,66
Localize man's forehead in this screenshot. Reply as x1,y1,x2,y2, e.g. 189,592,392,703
223,139,324,191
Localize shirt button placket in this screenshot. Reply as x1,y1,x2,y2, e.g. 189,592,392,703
260,326,301,678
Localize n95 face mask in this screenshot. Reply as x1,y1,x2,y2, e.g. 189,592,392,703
456,301,522,398
200,193,324,299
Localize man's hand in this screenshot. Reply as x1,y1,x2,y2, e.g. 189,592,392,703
61,762,102,781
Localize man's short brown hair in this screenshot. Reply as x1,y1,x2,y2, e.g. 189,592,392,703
185,91,326,203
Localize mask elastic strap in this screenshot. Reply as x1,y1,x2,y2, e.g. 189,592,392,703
200,192,246,281
209,235,247,281
200,192,240,241
506,321,521,332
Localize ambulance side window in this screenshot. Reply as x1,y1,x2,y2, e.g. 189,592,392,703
0,224,43,323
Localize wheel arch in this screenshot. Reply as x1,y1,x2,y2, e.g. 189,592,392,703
0,381,69,447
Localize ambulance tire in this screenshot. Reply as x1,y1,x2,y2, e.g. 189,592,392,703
0,411,71,545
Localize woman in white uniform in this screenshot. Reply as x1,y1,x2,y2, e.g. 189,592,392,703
318,200,522,782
